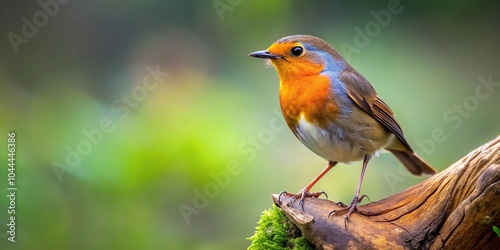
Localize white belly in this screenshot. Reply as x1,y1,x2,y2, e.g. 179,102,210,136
295,115,367,163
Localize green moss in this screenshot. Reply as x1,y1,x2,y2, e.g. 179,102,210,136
247,205,315,250
493,225,500,239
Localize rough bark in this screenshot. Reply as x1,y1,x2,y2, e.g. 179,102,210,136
273,136,500,249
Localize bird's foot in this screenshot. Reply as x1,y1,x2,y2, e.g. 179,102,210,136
335,201,348,208
329,194,370,227
278,189,328,210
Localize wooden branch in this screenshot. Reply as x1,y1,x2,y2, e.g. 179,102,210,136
273,136,500,249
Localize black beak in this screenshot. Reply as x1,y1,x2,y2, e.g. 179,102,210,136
248,50,281,59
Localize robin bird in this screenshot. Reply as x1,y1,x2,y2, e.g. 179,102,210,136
249,35,437,222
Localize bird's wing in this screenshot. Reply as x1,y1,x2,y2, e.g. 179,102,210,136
340,69,412,151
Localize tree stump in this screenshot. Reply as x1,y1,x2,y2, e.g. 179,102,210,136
273,136,500,249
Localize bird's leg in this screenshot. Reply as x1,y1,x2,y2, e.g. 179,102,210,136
329,155,371,225
279,161,337,209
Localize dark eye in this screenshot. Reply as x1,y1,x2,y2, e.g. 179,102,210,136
291,46,303,57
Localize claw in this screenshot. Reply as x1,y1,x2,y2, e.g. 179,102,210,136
328,210,336,218
319,191,328,199
343,202,359,228
277,189,329,210
358,194,370,203
298,194,305,209
335,201,347,207
278,191,288,203
329,194,371,227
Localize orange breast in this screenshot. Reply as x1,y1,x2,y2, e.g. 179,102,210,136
280,74,340,131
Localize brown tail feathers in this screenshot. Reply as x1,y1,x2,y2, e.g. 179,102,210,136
387,149,437,176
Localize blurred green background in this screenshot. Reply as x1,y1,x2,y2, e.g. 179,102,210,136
0,0,499,249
